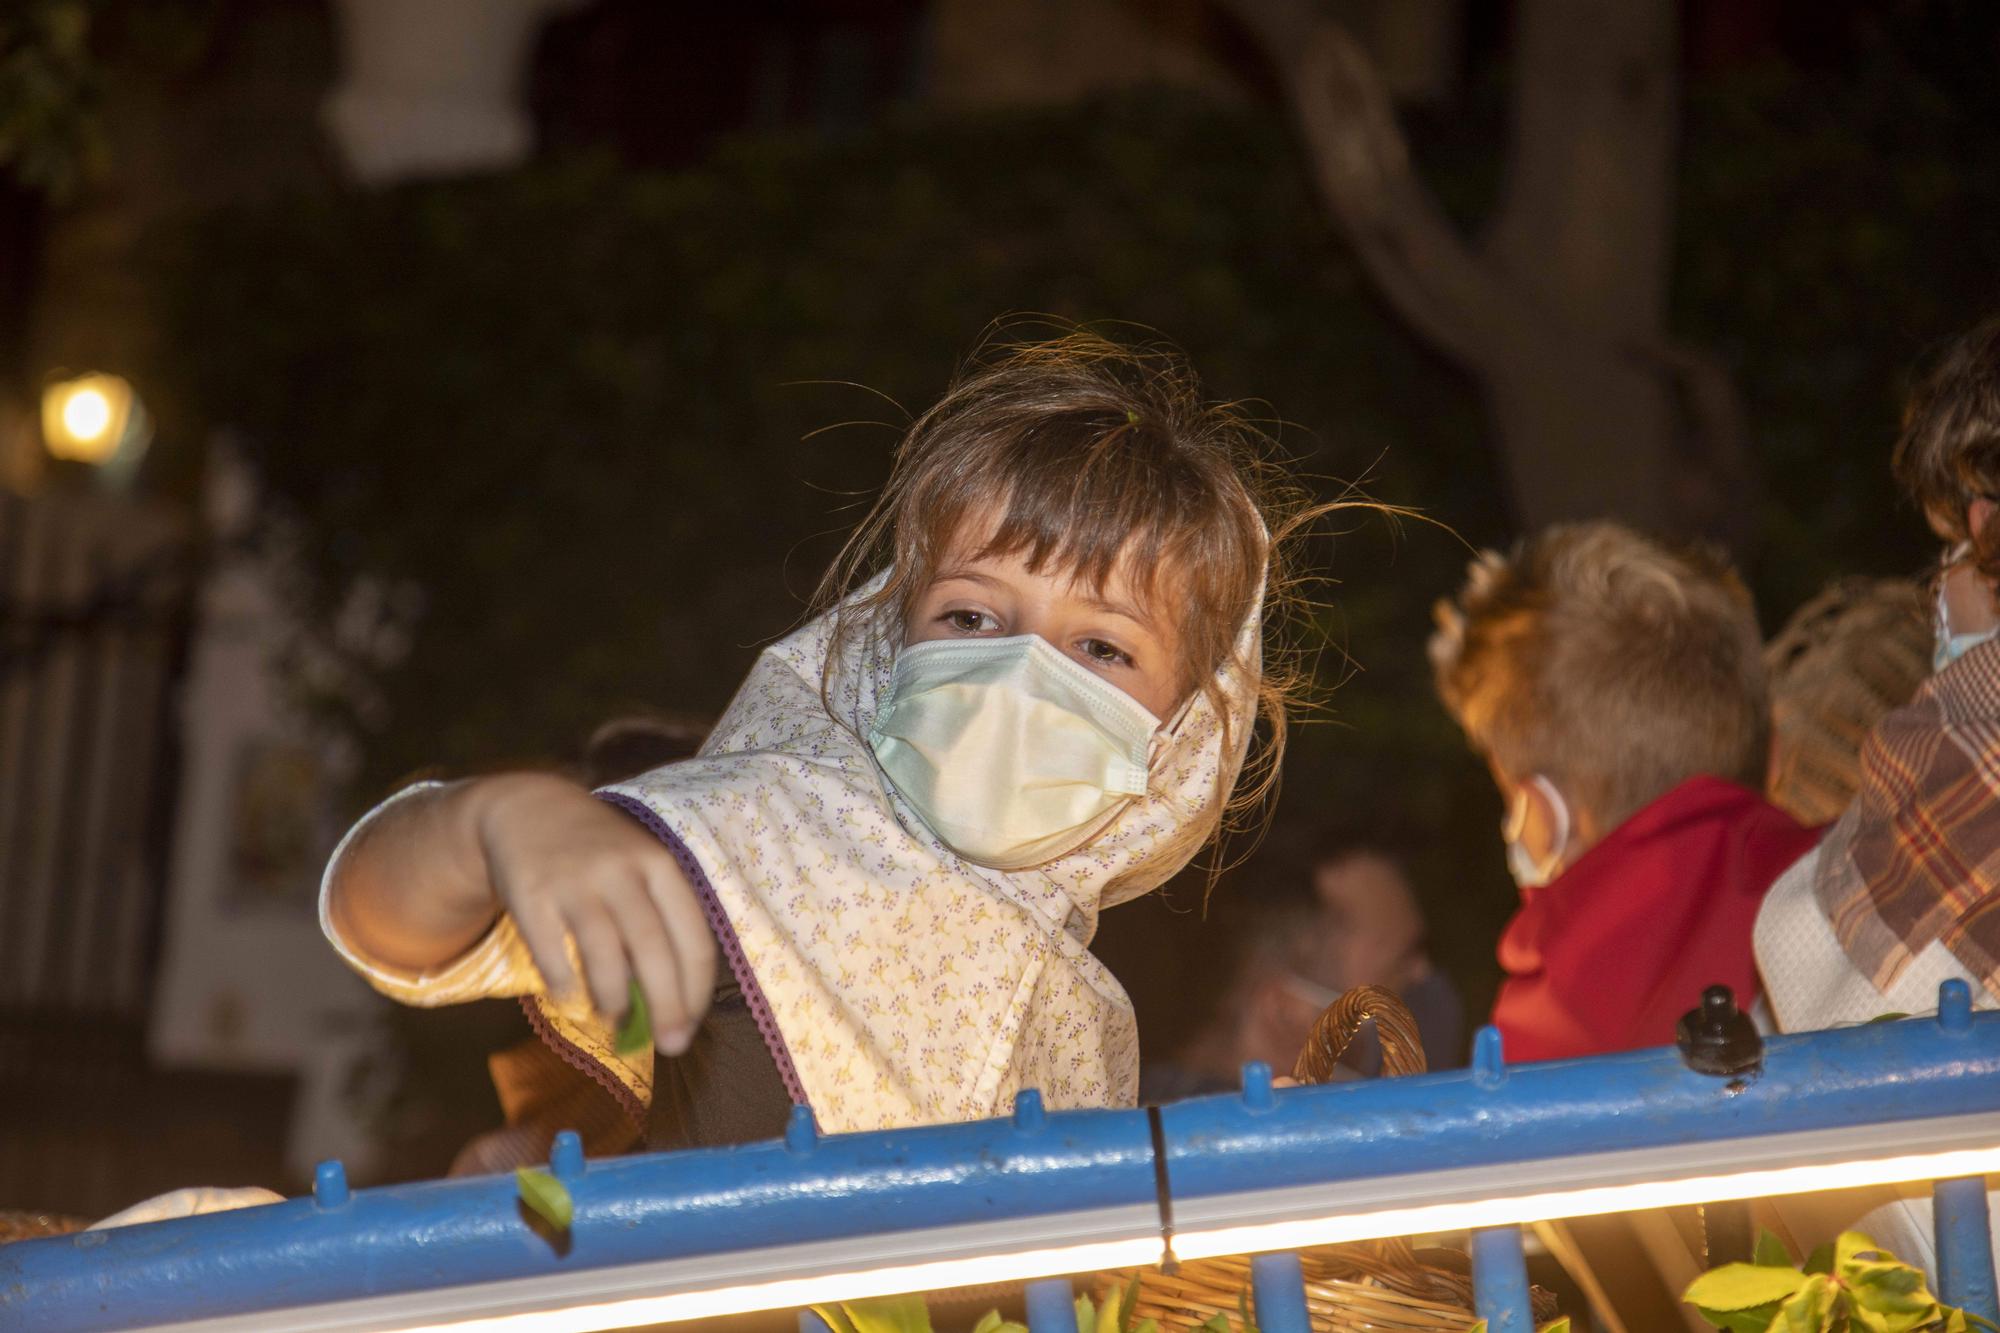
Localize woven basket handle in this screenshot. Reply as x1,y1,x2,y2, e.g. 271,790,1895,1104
1291,983,1427,1084
1286,986,1436,1294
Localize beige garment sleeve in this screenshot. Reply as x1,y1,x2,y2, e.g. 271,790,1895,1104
317,781,543,1006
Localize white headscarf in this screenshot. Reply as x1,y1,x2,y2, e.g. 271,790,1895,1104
592,580,1261,1133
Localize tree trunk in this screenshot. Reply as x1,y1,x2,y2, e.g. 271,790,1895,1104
1225,0,1750,542
1486,337,1680,528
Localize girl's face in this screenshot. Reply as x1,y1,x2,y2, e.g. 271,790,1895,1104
905,540,1186,720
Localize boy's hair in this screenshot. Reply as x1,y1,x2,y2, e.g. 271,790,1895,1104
1428,521,1768,831
1893,318,2000,573
816,325,1358,871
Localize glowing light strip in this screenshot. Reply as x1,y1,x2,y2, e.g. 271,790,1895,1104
1173,1145,2000,1261
1171,1116,2000,1262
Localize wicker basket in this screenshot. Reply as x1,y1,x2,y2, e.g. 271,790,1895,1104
1107,986,1558,1332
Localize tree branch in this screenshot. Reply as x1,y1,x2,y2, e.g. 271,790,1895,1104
1221,0,1514,370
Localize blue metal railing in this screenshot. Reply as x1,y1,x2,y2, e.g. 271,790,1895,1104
4,980,1998,1332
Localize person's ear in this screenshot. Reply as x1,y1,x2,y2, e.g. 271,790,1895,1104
1971,497,1997,547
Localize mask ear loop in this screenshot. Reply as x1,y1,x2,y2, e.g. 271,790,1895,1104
1530,774,1572,881
1502,776,1571,878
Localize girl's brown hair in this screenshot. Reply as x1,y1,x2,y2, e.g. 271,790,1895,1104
813,326,1358,867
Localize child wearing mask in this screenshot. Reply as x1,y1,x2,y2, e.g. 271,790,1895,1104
322,331,1338,1146
1429,522,1818,1062
1753,320,2000,1281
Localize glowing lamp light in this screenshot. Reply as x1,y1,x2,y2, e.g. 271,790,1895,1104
42,373,142,466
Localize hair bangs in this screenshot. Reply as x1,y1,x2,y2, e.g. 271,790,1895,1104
959,418,1231,616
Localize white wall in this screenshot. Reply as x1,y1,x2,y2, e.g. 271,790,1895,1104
148,445,392,1180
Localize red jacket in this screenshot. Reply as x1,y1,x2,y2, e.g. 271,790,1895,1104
1492,776,1820,1063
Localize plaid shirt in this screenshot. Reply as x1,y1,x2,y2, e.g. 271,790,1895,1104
1814,635,2000,999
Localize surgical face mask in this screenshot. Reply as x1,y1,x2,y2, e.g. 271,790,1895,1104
1935,542,2000,672
1502,775,1570,891
868,634,1160,870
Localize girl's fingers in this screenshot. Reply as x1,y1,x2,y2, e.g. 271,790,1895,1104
600,877,690,1054
566,899,632,1022
644,861,718,1029
507,885,585,1006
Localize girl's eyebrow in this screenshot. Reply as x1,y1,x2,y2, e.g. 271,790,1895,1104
1082,595,1157,634
933,569,1002,592
935,568,1158,637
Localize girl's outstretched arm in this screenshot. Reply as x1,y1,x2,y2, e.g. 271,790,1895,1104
325,773,717,1054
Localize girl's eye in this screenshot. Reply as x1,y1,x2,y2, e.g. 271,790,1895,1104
943,609,991,633
1081,638,1133,667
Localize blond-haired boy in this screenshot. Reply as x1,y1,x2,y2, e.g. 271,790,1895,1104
1432,521,1818,1060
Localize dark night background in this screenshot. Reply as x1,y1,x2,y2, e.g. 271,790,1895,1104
1,0,1996,1204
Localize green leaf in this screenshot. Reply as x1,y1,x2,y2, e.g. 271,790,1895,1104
1075,1295,1095,1333
812,1307,861,1333
1866,1012,1912,1023
1131,1322,1159,1333
971,1319,1025,1333
1692,1302,1786,1333
1198,1315,1233,1333
1963,1312,2000,1332
1756,1229,1796,1269
1803,1243,1836,1276
1845,1260,1937,1333
1539,1320,1573,1333
1685,1263,1813,1310
1837,1231,1890,1275
834,1296,933,1333
514,1167,573,1231
1772,1274,1838,1333
1238,1288,1258,1333
1846,1260,1927,1301
615,979,651,1055
1119,1275,1143,1333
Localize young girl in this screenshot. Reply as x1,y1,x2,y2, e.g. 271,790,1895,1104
323,331,1323,1147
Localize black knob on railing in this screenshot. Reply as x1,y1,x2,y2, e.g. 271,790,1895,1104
1676,984,1764,1077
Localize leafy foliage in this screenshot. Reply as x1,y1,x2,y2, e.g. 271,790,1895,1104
814,1297,948,1333
1675,47,2000,614
0,0,104,199
1075,1278,1158,1333
1684,1229,1997,1333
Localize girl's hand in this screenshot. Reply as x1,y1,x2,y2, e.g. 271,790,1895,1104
468,774,718,1054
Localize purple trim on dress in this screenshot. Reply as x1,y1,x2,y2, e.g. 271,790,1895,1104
517,995,647,1126
597,790,811,1111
